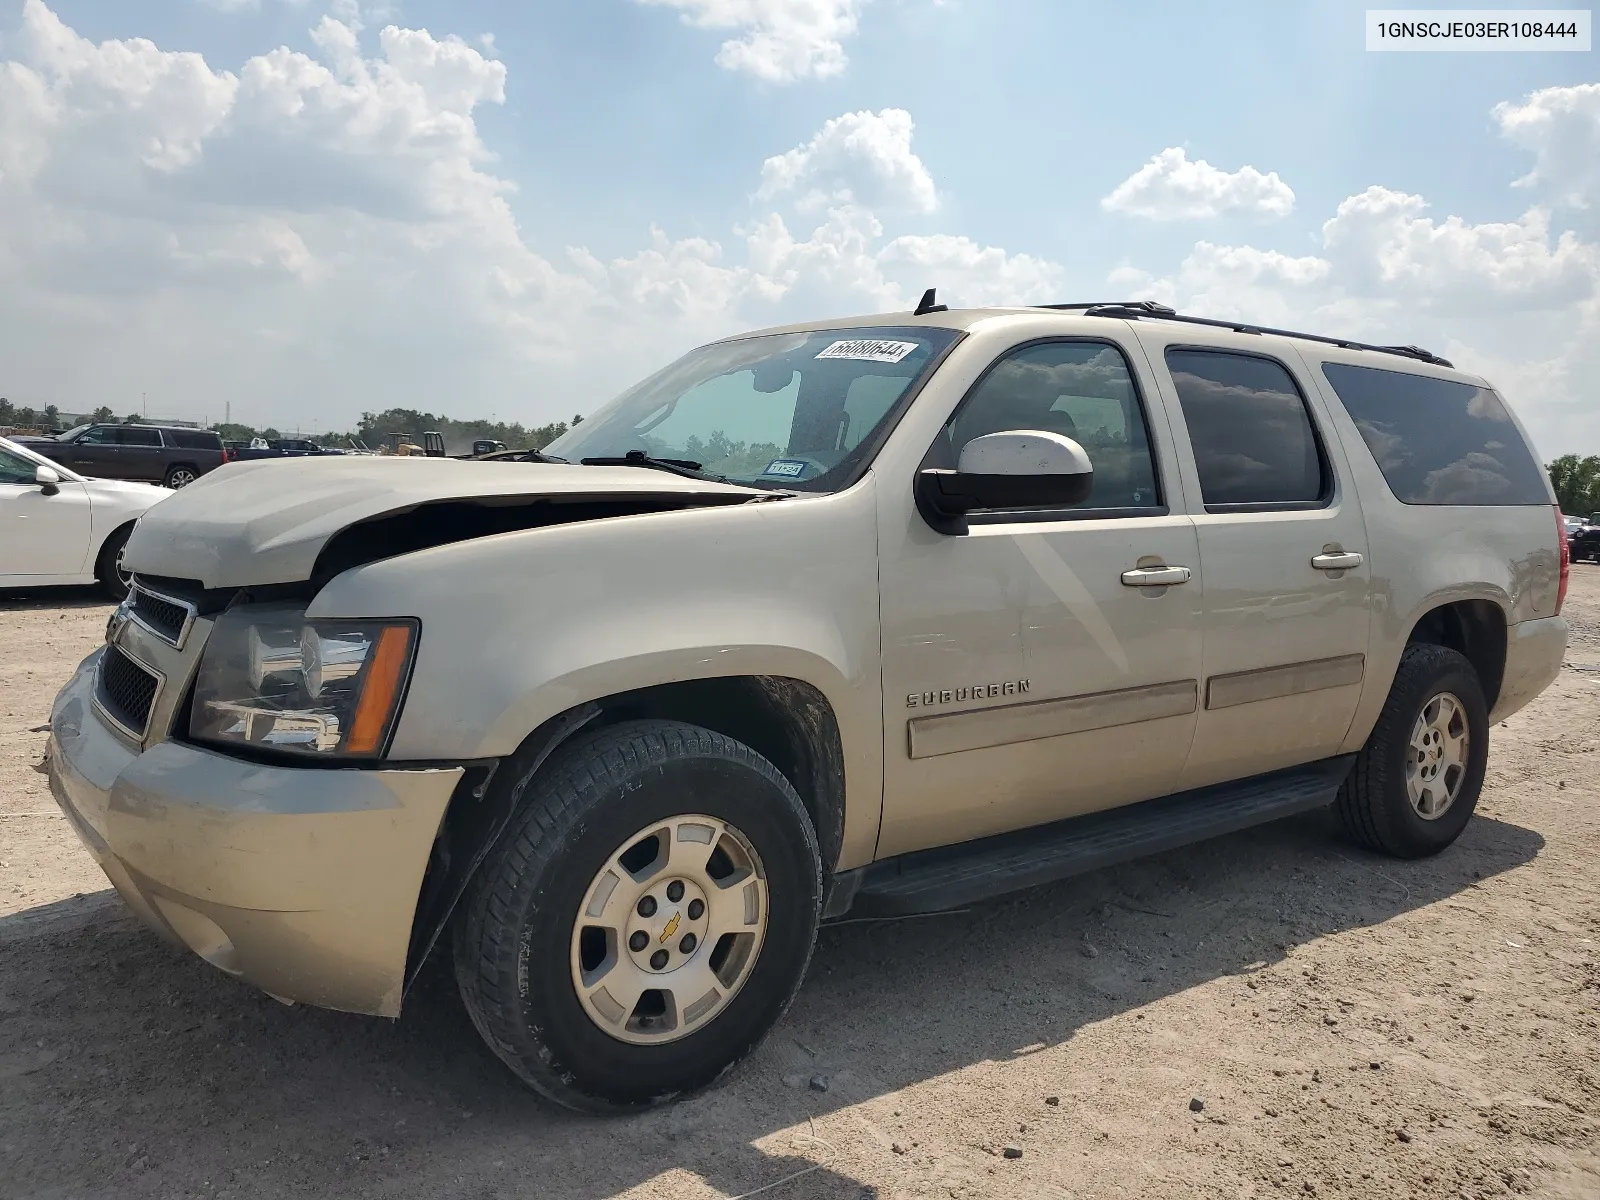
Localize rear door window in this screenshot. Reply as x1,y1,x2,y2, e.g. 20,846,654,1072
113,427,162,446
1165,349,1328,511
1319,363,1549,505
171,429,223,450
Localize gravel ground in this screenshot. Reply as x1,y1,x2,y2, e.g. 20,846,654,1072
1,574,1597,1200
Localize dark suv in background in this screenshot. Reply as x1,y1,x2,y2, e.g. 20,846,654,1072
17,423,225,488
1571,518,1600,563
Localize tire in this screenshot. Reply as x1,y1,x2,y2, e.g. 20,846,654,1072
162,464,198,488
1335,643,1489,858
452,719,823,1113
94,523,135,601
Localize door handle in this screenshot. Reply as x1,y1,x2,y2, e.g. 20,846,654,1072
1311,551,1363,571
1120,565,1192,588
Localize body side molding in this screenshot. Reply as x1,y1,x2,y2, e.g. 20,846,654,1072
906,679,1198,760
1205,654,1365,711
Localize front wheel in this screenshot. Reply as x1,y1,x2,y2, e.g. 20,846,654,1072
452,720,823,1113
1335,643,1489,858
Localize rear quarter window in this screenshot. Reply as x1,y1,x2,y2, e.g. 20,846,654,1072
1320,363,1549,506
169,429,224,450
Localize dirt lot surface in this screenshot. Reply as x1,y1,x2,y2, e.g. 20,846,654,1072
2,576,1598,1200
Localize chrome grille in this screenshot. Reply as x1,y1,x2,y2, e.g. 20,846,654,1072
97,646,161,739
129,582,196,648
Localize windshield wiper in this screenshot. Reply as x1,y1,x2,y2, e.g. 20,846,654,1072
580,450,724,482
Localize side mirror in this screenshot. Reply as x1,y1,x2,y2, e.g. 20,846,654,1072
915,430,1094,535
35,464,61,497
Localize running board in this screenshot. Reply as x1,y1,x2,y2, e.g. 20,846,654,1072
831,755,1355,918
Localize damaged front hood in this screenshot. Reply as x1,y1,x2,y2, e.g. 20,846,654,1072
123,456,768,588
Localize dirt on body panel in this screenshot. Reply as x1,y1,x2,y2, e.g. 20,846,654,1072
1,577,1597,1199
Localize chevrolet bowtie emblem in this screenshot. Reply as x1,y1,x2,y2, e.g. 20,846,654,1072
658,911,681,943
106,597,133,645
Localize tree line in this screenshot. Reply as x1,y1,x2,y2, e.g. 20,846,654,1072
1549,455,1600,520
1,398,581,454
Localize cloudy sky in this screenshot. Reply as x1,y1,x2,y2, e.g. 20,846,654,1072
0,1,1595,455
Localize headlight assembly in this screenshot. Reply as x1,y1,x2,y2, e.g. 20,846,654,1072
190,605,418,759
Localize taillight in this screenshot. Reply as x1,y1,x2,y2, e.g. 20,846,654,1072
1555,505,1570,616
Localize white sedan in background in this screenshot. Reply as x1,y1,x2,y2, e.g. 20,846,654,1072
1,435,171,598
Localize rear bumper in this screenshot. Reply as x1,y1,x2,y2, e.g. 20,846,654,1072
47,650,461,1017
1490,614,1568,722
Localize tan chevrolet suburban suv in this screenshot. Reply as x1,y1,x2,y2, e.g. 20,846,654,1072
47,298,1570,1112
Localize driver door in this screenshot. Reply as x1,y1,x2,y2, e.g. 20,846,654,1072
59,425,116,477
876,335,1204,858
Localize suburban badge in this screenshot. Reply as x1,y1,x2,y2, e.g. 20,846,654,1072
907,680,1030,708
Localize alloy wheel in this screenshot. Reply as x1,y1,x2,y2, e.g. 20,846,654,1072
569,815,768,1045
1406,691,1470,820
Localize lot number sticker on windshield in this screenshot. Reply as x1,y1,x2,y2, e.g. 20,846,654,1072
815,339,919,364
761,458,808,478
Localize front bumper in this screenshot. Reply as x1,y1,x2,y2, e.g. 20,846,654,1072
47,650,462,1018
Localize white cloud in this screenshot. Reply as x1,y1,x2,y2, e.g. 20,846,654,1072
634,0,861,82
757,107,937,213
1495,82,1600,210
1110,243,1333,328
1101,147,1295,221
876,234,1062,307
1116,186,1595,329
1109,175,1600,457
1320,186,1595,314
0,5,1053,431
740,208,1063,311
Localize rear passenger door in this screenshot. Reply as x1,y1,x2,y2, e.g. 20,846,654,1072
116,426,166,480
1132,330,1373,790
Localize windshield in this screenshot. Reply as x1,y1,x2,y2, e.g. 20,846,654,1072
56,424,90,441
543,326,961,491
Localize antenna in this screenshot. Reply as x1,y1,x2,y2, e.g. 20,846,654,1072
913,288,948,316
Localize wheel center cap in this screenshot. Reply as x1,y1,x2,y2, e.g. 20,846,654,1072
624,877,711,974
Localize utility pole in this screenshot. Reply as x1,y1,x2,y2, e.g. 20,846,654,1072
142,391,147,418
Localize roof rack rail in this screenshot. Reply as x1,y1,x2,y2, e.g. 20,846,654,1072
1034,301,1452,368
1037,300,1177,317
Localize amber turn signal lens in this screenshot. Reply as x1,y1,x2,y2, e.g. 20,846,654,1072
346,625,414,755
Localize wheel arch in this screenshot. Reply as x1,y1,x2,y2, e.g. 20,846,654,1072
588,676,847,875
402,674,847,995
92,517,140,580
1403,597,1508,711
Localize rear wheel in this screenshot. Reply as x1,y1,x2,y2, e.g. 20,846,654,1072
1335,643,1489,858
162,464,198,488
452,719,823,1112
94,524,135,601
